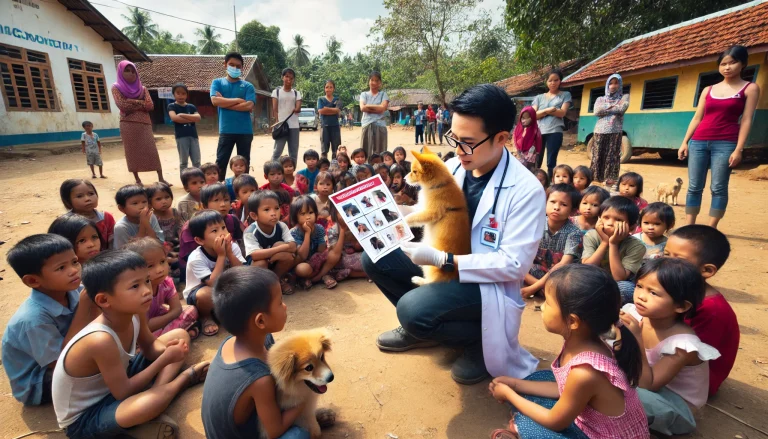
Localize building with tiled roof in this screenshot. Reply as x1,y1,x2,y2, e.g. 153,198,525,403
496,60,583,97
563,0,768,162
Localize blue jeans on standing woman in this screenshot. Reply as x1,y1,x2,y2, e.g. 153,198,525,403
535,132,564,178
686,140,737,219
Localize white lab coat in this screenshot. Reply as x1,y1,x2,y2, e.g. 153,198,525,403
445,150,546,378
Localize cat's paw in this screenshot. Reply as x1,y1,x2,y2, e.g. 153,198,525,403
411,276,427,286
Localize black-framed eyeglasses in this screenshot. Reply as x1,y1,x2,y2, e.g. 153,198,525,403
444,129,494,155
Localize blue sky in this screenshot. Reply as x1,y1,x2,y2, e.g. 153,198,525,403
92,0,504,56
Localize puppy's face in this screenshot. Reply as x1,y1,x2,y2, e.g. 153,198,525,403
676,177,684,185
269,329,334,395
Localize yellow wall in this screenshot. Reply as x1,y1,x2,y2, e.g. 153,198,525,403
580,52,768,115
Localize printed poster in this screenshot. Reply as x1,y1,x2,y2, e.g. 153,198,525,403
330,175,414,262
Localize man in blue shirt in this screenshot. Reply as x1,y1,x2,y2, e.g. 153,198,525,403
413,103,425,145
211,52,256,181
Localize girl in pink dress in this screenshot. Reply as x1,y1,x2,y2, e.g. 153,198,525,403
489,264,649,439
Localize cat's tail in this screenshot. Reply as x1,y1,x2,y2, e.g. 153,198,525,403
411,276,427,286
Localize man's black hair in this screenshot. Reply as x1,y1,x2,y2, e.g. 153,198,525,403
200,183,230,207
225,52,244,65
248,190,280,216
213,266,279,335
82,249,147,301
263,160,283,176
233,174,258,194
303,149,319,161
115,184,147,207
599,196,640,227
189,210,225,240
670,225,731,269
171,83,188,94
181,167,205,188
282,67,296,77
278,156,296,167
290,195,318,226
546,183,582,210
7,234,74,278
450,84,516,135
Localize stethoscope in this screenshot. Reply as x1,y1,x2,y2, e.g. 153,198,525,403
452,148,511,222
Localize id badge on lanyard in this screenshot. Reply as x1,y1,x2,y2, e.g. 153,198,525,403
481,215,501,249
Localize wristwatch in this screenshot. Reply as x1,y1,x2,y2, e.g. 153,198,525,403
442,252,455,272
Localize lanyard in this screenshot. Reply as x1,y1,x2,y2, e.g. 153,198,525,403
453,148,511,218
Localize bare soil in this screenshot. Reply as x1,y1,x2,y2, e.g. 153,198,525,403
1,127,767,439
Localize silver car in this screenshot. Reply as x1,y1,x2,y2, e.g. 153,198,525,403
298,108,318,131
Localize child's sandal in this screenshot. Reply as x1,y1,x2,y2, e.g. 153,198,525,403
302,279,313,291
490,429,517,439
280,279,295,295
321,275,337,289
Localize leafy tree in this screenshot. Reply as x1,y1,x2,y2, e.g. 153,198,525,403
121,7,159,48
372,0,480,104
287,34,311,67
505,0,746,68
196,25,224,55
143,31,196,54
325,36,342,63
237,20,287,86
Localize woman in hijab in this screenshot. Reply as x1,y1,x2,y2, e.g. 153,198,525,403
112,60,169,186
512,106,542,172
590,73,629,188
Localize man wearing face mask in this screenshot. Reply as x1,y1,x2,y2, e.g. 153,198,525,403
211,52,256,181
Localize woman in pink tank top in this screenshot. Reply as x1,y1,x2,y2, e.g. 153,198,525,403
678,46,760,228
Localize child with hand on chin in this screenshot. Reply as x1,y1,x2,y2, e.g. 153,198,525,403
113,185,164,250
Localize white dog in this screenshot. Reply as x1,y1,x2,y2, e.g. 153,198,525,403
656,177,684,206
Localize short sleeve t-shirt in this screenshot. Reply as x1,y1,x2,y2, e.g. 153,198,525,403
317,96,341,127
413,109,425,125
81,132,100,154
272,88,302,129
360,90,389,127
296,168,319,193
167,102,199,138
631,232,667,259
243,221,295,256
463,164,496,222
210,78,255,135
531,221,583,276
183,244,245,298
532,91,572,134
291,224,326,257
113,215,165,249
148,277,177,319
582,229,645,275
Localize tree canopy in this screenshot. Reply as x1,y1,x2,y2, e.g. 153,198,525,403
196,25,225,55
236,20,288,86
121,7,159,49
287,34,311,67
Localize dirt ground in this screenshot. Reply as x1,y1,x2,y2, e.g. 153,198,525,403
1,126,767,439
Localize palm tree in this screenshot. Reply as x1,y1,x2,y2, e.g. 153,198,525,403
121,7,159,47
325,36,342,63
287,34,310,67
196,25,224,55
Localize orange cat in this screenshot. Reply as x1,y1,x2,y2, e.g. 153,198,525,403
406,146,471,283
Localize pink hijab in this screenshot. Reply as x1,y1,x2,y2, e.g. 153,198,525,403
113,60,144,99
513,106,541,153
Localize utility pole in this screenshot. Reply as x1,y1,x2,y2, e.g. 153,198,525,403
233,1,238,51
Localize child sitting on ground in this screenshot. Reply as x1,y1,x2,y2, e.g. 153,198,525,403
201,183,244,247
381,151,395,168
80,121,105,179
231,174,259,225
201,162,220,185
48,213,103,264
325,204,367,282
632,202,675,259
618,171,648,211
225,155,248,201
290,196,333,289
177,168,206,221
390,164,419,206
260,161,297,225
147,182,184,264
297,149,320,194
2,234,97,406
393,146,411,173
124,238,199,339
621,258,718,436
183,210,245,337
572,165,593,193
202,266,334,439
489,265,649,439
354,163,374,182
374,163,390,186
280,155,308,195
60,179,115,249
665,225,739,396
552,164,573,185
52,250,208,438
350,147,367,166
582,196,645,304
245,191,298,295
512,106,541,172
319,157,331,172
522,184,583,298
534,169,550,190
571,186,610,235
335,152,351,173
310,171,335,230
113,185,164,249
369,153,383,165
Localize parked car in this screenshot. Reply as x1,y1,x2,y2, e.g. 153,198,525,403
298,108,318,131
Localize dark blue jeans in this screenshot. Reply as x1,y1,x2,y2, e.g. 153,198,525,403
216,133,253,181
535,132,564,177
415,124,424,144
362,249,482,346
686,140,737,219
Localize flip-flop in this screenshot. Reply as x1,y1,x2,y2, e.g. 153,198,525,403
201,318,218,336
125,413,178,439
100,175,108,179
91,175,97,179
280,279,295,295
334,268,350,282
183,361,209,388
187,321,201,340
490,429,517,439
302,279,313,291
321,274,337,289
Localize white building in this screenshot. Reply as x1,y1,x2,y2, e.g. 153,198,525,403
0,0,148,147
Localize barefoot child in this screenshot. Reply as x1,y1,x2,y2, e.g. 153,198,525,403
632,202,674,259
570,186,610,235
354,163,374,182
512,106,541,172
618,172,648,211
177,168,206,221
3,235,98,406
572,166,593,193
381,151,395,168
350,148,367,166
393,146,411,173
231,174,258,225
201,183,244,244
621,258,719,436
167,83,201,175
664,225,739,396
535,169,550,190
225,155,248,200
290,196,330,289
52,250,208,438
552,164,574,185
201,163,221,186
80,121,105,179
48,213,103,263
113,185,164,250
60,179,115,249
245,191,298,295
374,163,390,186
489,265,648,439
280,155,305,194
335,152,351,173
260,161,297,225
146,182,184,265
310,171,334,230
124,238,199,339
183,210,245,337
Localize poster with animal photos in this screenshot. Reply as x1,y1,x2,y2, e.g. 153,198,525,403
330,175,414,262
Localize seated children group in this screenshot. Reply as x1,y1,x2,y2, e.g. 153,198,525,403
2,138,741,438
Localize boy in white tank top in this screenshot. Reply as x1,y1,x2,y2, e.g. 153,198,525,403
52,250,209,438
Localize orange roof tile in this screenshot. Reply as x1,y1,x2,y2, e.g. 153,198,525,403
564,1,768,85
495,60,583,96
114,55,262,91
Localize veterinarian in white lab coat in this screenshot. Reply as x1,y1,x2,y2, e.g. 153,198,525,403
363,84,546,384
